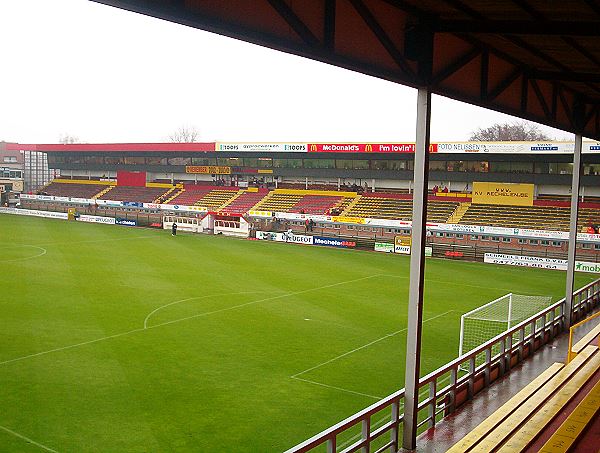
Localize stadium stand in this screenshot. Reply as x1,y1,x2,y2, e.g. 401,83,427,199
99,185,171,203
42,181,109,199
254,193,305,212
194,189,239,210
447,331,600,452
219,189,268,214
344,194,459,222
252,190,357,215
166,185,214,205
31,180,600,232
458,203,600,231
289,195,344,214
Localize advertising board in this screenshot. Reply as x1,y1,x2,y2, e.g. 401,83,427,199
116,218,137,227
0,207,68,220
77,215,116,225
484,253,600,273
307,143,433,153
394,245,411,254
256,231,314,245
374,242,394,253
313,236,356,248
185,166,231,174
472,182,534,207
216,143,307,152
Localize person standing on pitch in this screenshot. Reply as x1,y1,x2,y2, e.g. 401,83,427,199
172,222,178,236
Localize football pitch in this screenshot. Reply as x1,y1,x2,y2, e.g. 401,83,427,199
0,214,595,452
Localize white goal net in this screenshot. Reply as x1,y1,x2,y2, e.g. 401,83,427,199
459,293,553,368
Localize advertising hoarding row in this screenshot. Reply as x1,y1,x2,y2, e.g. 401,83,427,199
484,253,600,273
0,207,68,220
215,141,600,154
255,231,357,248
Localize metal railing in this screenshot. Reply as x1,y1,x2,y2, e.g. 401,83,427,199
285,278,600,453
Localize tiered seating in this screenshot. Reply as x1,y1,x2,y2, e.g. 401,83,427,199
219,190,268,214
335,196,357,214
579,207,600,227
194,189,239,210
42,181,109,199
344,196,458,222
167,185,214,205
289,195,344,215
460,204,567,230
448,337,600,452
254,193,305,212
99,185,170,203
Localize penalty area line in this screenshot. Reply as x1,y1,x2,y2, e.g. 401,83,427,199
289,310,457,405
291,376,381,400
292,310,458,379
0,424,59,452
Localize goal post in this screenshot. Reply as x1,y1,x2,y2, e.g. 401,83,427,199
459,293,553,367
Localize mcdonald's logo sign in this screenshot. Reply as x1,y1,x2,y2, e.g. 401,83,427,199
306,143,437,153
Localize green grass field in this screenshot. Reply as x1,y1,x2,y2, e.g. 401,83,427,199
0,214,595,452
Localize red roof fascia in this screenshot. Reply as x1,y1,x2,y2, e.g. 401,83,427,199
6,143,216,152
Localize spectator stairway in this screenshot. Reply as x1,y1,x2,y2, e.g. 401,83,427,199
194,189,239,210
219,190,268,214
166,185,213,205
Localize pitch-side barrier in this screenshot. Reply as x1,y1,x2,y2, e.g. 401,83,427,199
284,278,600,453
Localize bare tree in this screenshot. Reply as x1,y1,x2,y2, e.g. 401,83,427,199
59,134,80,144
469,121,551,141
169,126,199,143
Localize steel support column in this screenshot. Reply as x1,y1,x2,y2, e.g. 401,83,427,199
402,87,431,450
564,133,583,327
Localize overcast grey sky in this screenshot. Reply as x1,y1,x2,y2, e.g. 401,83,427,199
0,0,572,144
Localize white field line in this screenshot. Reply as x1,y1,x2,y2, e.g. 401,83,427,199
291,377,381,400
0,274,384,366
0,245,47,263
0,424,59,452
143,291,276,329
1,236,155,249
148,274,386,330
292,310,457,379
0,328,146,367
38,236,155,247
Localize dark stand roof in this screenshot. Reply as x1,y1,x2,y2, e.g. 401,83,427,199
92,0,600,139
